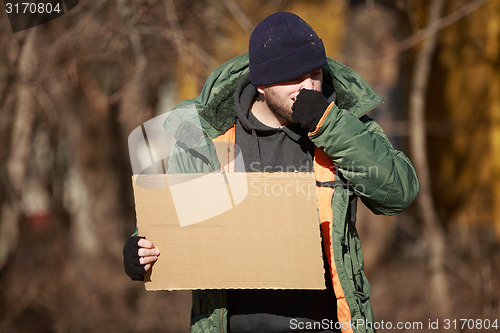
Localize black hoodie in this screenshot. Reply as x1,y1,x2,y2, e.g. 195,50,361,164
226,75,339,333
233,74,315,173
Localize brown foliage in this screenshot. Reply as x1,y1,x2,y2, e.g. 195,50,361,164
0,0,499,331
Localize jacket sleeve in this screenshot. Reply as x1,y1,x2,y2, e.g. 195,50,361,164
309,103,419,215
166,142,215,174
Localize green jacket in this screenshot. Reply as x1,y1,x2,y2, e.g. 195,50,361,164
163,53,419,333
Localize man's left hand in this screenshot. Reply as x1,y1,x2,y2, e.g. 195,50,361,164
292,89,331,132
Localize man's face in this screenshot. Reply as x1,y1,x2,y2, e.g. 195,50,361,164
258,68,323,124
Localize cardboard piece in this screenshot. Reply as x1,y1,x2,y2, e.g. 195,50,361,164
132,172,325,291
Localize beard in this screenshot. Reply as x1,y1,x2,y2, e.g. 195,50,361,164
263,88,295,124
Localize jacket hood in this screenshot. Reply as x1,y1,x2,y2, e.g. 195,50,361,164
163,53,383,147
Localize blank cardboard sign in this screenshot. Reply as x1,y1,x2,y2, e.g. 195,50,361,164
132,172,325,291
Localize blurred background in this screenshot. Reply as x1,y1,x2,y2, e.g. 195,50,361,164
1,0,499,332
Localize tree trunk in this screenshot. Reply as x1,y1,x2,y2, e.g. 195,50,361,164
0,30,37,269
408,0,451,319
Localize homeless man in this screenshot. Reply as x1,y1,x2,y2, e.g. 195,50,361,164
123,12,419,333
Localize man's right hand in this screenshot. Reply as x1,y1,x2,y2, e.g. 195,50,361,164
123,235,160,281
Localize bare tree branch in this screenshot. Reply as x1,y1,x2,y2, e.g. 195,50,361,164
164,0,189,59
117,0,146,67
137,24,218,70
0,36,27,112
348,0,490,63
391,0,490,57
221,0,254,34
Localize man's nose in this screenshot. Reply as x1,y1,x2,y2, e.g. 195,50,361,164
300,77,315,90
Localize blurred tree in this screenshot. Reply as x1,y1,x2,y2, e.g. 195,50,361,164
428,0,500,239
0,30,37,270
0,1,191,331
408,0,451,319
406,0,495,320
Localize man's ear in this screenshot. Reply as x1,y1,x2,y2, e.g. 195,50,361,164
256,86,266,95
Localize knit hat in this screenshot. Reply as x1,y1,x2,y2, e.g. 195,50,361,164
249,12,327,86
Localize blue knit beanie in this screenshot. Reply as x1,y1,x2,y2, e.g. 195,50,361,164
249,12,327,86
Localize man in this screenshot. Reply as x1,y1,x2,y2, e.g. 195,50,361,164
123,12,419,333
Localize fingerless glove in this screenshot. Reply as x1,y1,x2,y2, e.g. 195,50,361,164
291,89,331,132
123,235,146,281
